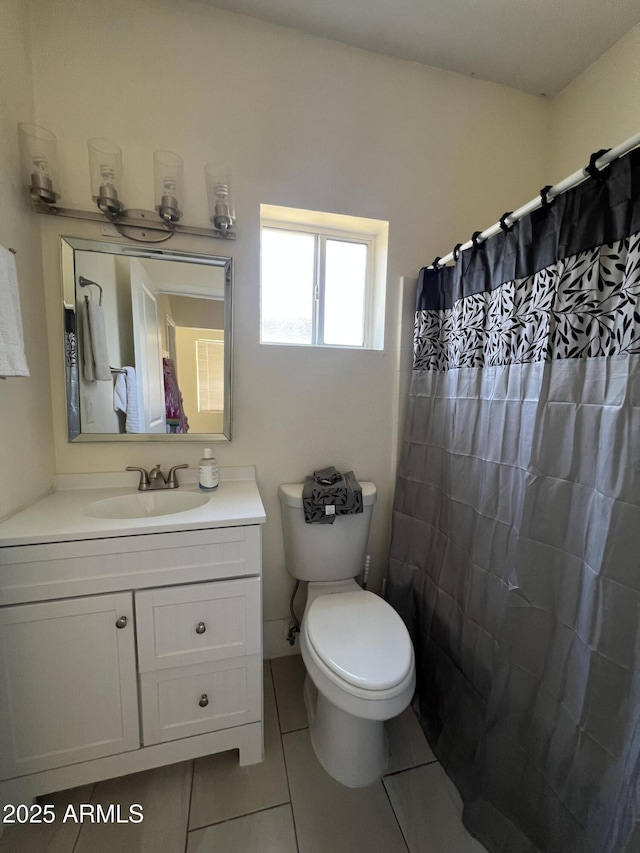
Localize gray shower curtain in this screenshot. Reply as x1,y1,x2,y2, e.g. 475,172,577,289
388,148,640,853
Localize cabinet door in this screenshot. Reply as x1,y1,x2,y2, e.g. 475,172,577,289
0,592,139,779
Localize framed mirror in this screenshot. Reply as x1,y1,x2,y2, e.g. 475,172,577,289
61,237,232,442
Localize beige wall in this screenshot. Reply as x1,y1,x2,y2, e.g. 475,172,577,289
549,22,640,180
27,0,550,639
0,0,54,520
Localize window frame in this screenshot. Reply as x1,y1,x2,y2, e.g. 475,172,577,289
195,336,225,414
260,207,387,350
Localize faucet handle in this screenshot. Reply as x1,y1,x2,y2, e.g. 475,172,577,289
126,466,150,491
167,463,189,488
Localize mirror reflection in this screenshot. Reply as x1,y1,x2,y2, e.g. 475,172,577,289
61,238,232,442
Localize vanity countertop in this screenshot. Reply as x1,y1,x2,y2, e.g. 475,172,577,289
0,467,266,548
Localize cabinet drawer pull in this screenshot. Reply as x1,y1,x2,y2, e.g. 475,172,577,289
115,616,127,629
195,622,206,634
199,694,209,708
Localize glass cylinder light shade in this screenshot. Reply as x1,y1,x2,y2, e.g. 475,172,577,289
88,138,123,215
205,165,235,233
154,150,183,223
19,124,60,207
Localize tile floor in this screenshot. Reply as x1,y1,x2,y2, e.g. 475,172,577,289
0,656,487,853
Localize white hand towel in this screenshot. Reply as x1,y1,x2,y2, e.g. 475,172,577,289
123,366,142,433
86,299,111,381
82,297,95,381
113,371,127,413
0,246,29,378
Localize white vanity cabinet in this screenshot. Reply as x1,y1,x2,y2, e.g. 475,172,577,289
0,511,264,805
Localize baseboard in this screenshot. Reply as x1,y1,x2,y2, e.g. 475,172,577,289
263,618,302,659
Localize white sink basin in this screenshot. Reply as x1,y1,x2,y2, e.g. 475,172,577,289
85,490,209,520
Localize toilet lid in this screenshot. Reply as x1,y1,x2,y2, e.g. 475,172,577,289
306,591,414,691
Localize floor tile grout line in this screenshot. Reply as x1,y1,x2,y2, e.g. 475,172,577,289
187,797,292,833
382,757,440,779
271,661,303,852
280,724,309,735
70,780,99,853
268,659,286,737
184,759,196,853
187,801,297,837
69,782,95,853
382,775,412,853
267,656,301,848
280,732,301,853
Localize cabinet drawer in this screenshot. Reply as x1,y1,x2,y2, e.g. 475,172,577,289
0,525,262,606
135,577,261,672
140,654,262,745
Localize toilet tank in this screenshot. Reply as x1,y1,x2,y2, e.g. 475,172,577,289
278,482,377,582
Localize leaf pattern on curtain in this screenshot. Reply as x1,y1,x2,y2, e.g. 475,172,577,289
414,231,640,370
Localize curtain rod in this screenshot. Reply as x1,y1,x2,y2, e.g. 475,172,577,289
428,130,640,270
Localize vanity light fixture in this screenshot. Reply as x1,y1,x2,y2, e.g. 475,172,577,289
154,150,184,224
88,137,124,217
19,124,60,209
205,165,235,235
18,123,235,242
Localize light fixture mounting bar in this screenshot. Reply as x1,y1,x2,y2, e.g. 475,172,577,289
33,205,236,241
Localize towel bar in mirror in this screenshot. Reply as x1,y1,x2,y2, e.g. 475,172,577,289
61,237,232,442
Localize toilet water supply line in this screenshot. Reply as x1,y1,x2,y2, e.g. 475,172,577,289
286,555,372,646
287,580,301,646
362,555,371,589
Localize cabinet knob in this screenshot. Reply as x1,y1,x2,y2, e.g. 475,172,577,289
196,622,206,634
199,694,209,708
115,616,127,629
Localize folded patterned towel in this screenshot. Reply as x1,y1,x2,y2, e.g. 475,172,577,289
313,466,342,485
302,469,363,524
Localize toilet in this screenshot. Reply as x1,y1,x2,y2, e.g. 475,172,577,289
278,482,415,787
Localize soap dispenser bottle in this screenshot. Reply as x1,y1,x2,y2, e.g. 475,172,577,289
198,448,219,491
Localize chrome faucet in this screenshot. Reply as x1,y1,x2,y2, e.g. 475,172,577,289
126,463,189,491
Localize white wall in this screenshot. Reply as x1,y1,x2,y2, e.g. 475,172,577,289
549,22,640,180
0,0,54,520
27,0,550,649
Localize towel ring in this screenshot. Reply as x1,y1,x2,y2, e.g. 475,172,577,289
78,276,103,306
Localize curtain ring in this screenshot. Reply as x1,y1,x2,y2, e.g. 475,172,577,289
452,243,463,261
499,212,514,232
585,149,611,181
431,256,442,270
471,231,483,249
539,185,555,208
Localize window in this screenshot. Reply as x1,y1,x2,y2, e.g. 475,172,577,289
196,338,224,412
260,205,388,350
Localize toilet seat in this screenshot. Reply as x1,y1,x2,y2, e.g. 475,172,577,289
306,590,413,691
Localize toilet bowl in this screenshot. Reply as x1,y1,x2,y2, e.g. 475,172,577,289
300,580,415,787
